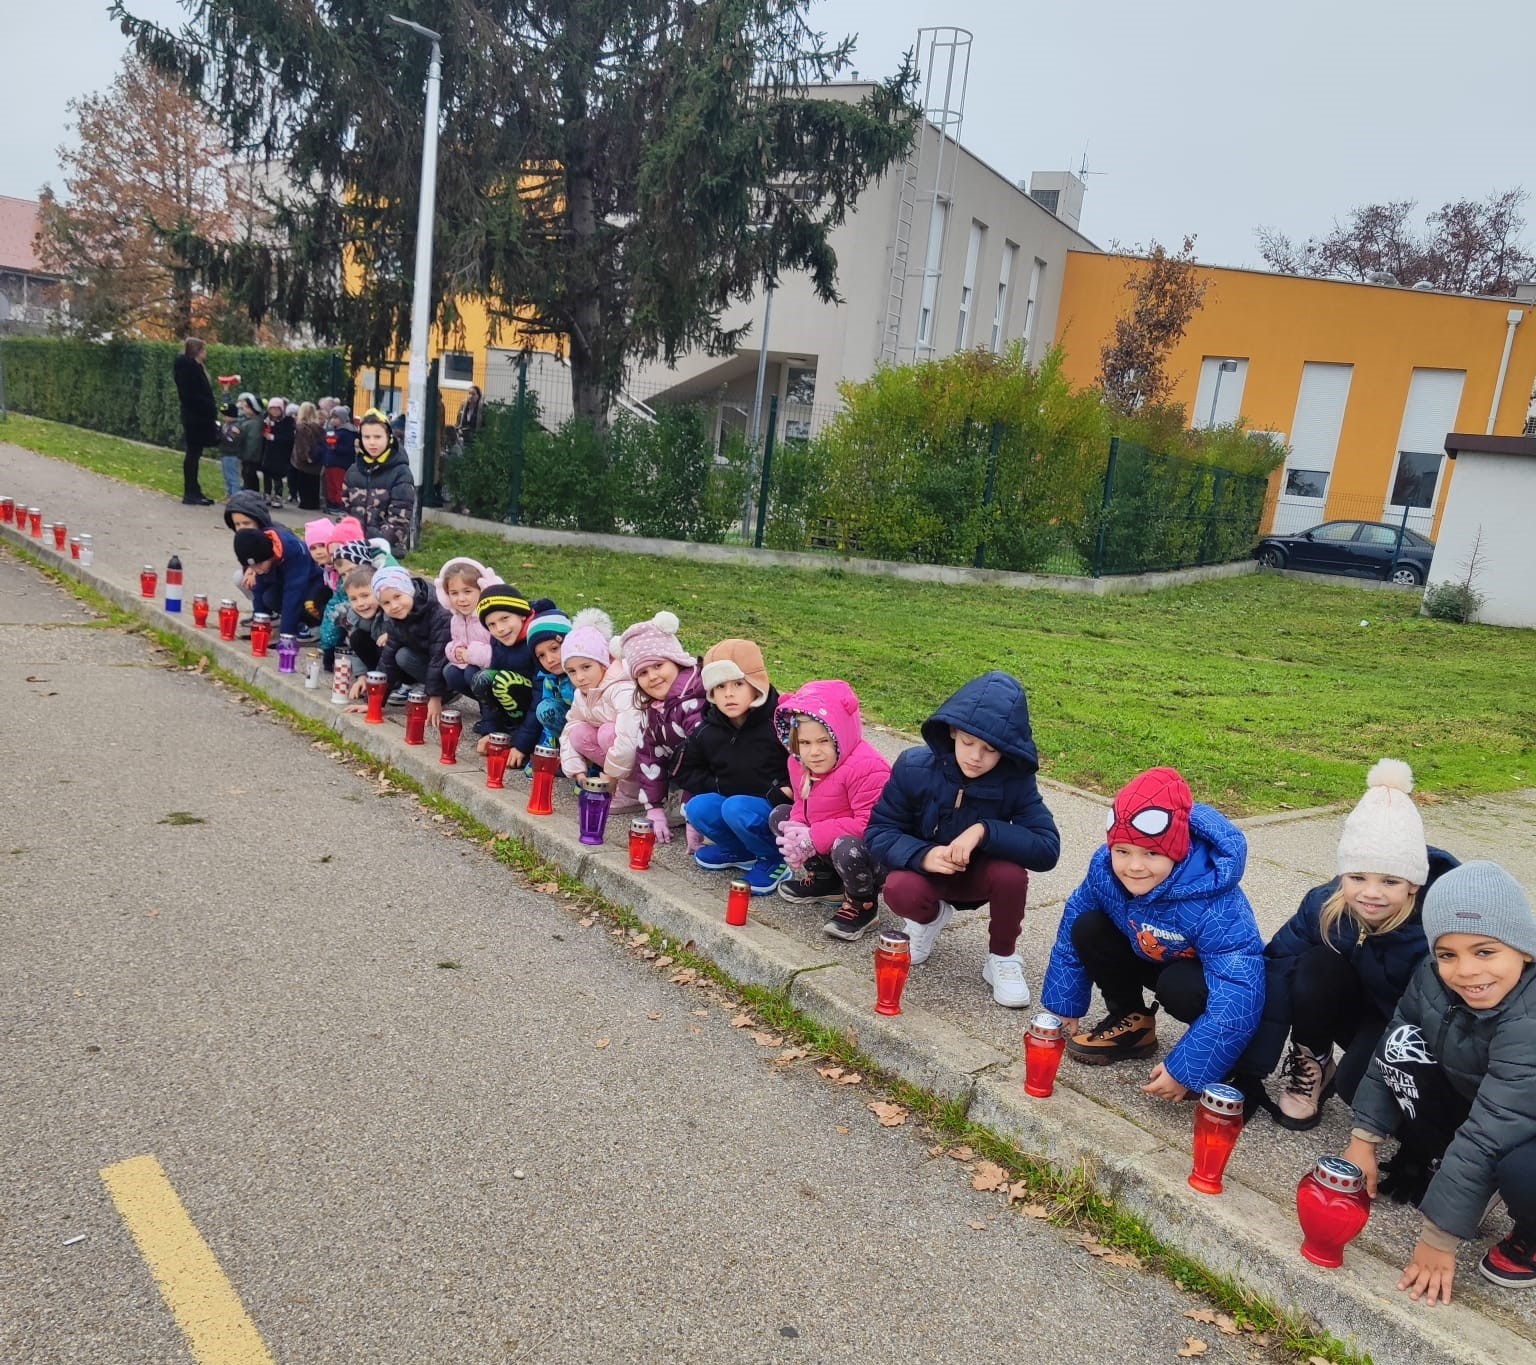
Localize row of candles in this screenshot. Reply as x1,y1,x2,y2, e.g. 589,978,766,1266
1,499,94,563
21,514,1367,1270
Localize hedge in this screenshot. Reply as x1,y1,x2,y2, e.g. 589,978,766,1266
1,337,347,450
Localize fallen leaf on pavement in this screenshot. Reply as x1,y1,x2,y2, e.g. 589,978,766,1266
835,1071,862,1086
653,955,674,969
1176,1340,1208,1359
629,932,651,946
1017,1202,1052,1220
868,1101,908,1127
194,656,209,673
752,1032,784,1048
966,1219,987,1231
1306,1357,1330,1365
1184,1311,1219,1326
1006,1181,1034,1204
594,1038,611,1049
637,948,657,959
578,916,595,928
777,1047,809,1062
647,1012,662,1021
817,1065,845,1081
691,1008,710,1017
927,1144,946,1157
670,969,698,985
970,1161,1010,1193
532,882,559,895
1213,1314,1239,1336
835,1124,850,1135
731,1014,755,1029
1079,1235,1140,1268
947,1145,975,1162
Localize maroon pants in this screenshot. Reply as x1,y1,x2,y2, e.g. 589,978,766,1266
882,858,1030,956
323,467,347,508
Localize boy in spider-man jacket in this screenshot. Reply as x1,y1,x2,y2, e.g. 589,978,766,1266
1039,767,1265,1103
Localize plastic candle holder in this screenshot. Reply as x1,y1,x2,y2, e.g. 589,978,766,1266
527,744,559,816
576,773,612,844
438,709,463,764
628,817,657,870
874,931,912,1015
218,599,239,641
1297,1156,1371,1268
403,687,429,744
192,595,210,629
249,614,273,658
364,670,388,723
1023,1012,1067,1097
725,880,751,927
1189,1084,1247,1195
483,733,513,788
276,634,300,674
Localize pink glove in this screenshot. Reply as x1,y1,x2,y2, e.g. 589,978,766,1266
685,823,705,855
646,806,672,845
775,820,815,869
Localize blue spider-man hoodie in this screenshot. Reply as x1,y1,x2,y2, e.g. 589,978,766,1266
1040,804,1265,1092
864,671,1060,874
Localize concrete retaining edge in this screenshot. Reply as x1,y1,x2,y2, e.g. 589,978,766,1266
422,508,1259,597
8,521,1531,1365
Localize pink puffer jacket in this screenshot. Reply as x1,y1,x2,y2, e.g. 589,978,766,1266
559,658,642,782
433,556,500,668
774,679,892,854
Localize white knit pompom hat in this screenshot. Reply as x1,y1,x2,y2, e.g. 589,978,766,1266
1336,758,1429,885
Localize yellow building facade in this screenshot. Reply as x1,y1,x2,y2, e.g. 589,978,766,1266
1053,252,1536,536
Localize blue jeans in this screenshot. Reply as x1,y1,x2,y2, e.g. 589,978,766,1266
220,455,241,498
683,793,777,863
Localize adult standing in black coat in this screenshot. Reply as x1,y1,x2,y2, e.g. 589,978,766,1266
172,337,218,506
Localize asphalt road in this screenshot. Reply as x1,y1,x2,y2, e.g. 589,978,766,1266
0,546,1270,1365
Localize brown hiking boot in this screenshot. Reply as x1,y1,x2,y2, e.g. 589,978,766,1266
1066,1007,1158,1065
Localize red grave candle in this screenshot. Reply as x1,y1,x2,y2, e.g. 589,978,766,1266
1296,1156,1372,1268
0,497,13,524
363,670,388,724
483,733,513,788
438,709,463,764
140,565,158,598
628,816,657,870
28,508,42,536
873,931,912,1016
403,687,429,744
52,521,67,551
218,599,239,641
527,743,559,816
1023,1011,1067,1097
192,594,210,629
249,613,273,657
725,879,751,927
1189,1084,1246,1195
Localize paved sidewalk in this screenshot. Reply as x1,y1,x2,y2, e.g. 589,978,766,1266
5,440,1536,1363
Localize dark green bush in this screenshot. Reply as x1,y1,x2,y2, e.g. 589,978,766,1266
1422,580,1485,624
0,337,347,448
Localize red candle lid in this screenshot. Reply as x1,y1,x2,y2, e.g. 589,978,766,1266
877,931,911,953
1199,1083,1245,1117
1311,1155,1366,1193
1028,1011,1064,1040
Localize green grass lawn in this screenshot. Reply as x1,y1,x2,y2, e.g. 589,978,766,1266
1,414,213,501
7,414,1534,815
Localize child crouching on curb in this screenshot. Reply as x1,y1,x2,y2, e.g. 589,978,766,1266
616,611,706,846
1232,759,1458,1130
344,565,450,726
864,671,1059,1006
676,639,790,894
1038,767,1264,1099
1343,860,1536,1303
771,679,891,939
528,610,575,747
558,609,642,809
472,583,558,758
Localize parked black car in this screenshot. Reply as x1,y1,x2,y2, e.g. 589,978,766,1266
1254,520,1434,586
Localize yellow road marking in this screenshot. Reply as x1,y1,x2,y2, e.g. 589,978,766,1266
100,1154,276,1365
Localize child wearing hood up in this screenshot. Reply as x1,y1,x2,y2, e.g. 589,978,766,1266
771,680,892,939
434,555,500,698
557,609,642,809
1039,766,1264,1100
614,612,707,846
865,671,1061,1002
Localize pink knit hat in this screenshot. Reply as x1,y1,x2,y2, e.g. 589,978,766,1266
560,607,616,668
332,515,365,543
614,611,693,671
303,518,336,548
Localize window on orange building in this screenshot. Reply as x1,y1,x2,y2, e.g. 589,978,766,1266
1389,451,1442,509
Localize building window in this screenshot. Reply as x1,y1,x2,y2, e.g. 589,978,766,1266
785,367,817,407
916,200,948,351
991,242,1017,352
955,221,985,351
440,352,475,388
1284,468,1329,499
1022,258,1045,358
1389,451,1442,508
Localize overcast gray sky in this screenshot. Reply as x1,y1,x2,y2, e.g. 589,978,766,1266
5,0,1533,268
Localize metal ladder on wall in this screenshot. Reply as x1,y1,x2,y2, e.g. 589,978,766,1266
879,148,922,367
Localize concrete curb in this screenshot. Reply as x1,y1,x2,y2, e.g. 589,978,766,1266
423,507,1259,598
7,521,1531,1365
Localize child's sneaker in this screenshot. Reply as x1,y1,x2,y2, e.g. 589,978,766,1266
744,858,789,896
778,863,844,904
902,901,954,965
824,896,879,942
1274,1043,1337,1130
693,846,755,872
1480,1231,1536,1288
387,685,410,706
1066,1007,1158,1064
982,952,1031,1008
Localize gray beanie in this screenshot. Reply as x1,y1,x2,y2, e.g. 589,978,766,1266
1423,861,1536,959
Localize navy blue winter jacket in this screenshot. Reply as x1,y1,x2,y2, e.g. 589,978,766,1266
864,672,1061,875
1040,804,1265,1092
1241,847,1459,1073
251,527,330,637
484,609,554,753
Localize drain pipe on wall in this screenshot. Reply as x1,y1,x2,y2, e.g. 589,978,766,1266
1486,308,1525,433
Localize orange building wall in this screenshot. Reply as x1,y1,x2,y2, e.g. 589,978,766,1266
1053,252,1536,528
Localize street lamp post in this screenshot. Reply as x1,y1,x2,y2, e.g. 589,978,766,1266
1207,358,1238,429
388,13,442,547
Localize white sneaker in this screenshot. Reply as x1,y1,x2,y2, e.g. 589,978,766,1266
982,952,1031,1008
901,901,954,965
